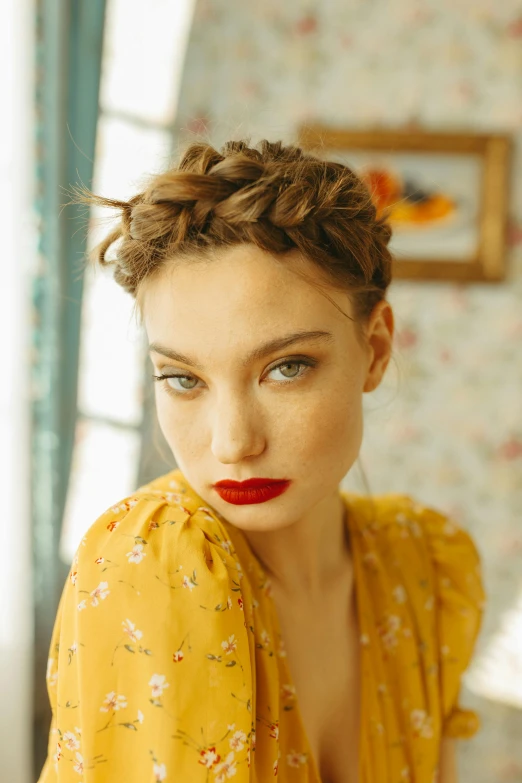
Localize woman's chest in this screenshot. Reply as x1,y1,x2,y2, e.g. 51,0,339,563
273,588,361,783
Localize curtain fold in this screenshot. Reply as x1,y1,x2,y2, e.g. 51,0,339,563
32,0,107,775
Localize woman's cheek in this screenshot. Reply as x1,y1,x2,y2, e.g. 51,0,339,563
155,391,179,444
305,384,358,427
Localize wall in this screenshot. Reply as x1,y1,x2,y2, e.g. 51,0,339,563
173,2,522,779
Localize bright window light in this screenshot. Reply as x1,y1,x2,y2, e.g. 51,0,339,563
100,0,196,124
465,588,522,710
60,419,141,562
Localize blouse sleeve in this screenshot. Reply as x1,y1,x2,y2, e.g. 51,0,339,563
420,504,486,739
37,492,254,782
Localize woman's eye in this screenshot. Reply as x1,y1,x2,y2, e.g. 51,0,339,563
153,374,199,392
152,358,316,396
268,361,307,380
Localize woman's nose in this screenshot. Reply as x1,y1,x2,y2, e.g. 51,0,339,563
210,397,265,463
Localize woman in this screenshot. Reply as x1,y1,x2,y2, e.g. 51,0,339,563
38,139,485,783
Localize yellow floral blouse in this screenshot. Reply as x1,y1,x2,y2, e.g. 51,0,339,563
38,468,486,783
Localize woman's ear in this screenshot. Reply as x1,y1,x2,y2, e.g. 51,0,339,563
362,300,395,393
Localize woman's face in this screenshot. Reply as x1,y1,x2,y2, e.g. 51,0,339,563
141,243,393,533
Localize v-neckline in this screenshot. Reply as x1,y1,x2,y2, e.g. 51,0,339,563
238,490,367,783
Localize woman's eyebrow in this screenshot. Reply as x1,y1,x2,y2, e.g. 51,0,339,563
148,330,334,370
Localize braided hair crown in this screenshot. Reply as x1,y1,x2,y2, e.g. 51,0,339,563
75,138,393,324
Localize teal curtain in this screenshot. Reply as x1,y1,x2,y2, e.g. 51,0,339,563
32,0,106,774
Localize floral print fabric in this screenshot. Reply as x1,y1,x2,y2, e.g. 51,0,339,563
38,469,485,782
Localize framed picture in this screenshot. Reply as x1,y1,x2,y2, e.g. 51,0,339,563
298,124,513,282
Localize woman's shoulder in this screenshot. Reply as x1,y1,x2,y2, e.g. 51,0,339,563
344,489,486,611
344,489,480,555
72,469,231,580
77,469,184,543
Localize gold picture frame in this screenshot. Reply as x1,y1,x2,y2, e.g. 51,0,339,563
298,124,513,282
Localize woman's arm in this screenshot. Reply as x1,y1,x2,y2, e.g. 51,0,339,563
438,737,458,783
38,494,254,782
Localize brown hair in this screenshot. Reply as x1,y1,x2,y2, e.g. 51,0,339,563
71,138,393,341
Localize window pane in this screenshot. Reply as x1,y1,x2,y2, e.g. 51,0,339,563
100,0,196,125
60,419,141,563
65,116,173,558
76,115,173,424
78,265,145,426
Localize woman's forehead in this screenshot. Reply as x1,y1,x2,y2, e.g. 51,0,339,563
140,244,353,327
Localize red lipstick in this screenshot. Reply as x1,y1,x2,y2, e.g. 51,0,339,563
213,478,291,505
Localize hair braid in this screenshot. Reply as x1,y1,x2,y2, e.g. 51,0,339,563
68,137,393,325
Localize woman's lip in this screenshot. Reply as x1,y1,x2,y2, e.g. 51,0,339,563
214,478,289,489
214,481,291,505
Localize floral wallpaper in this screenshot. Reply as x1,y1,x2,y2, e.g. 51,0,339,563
173,1,522,780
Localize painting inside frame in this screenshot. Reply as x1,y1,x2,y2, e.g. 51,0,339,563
298,125,512,282
326,148,482,262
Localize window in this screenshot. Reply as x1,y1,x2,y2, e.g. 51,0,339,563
60,0,196,562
